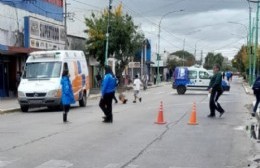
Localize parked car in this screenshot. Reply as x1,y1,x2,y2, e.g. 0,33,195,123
172,65,230,94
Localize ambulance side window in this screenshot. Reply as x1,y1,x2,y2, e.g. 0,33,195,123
188,70,197,79
199,71,210,79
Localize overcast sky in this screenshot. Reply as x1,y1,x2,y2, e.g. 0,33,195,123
67,0,255,60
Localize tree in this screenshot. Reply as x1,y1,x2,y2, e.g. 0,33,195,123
169,50,196,66
231,46,247,73
203,52,224,70
84,3,145,77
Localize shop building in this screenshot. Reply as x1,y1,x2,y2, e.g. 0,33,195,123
0,0,64,97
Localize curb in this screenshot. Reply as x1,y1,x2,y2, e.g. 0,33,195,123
0,83,167,113
0,108,20,114
243,83,250,94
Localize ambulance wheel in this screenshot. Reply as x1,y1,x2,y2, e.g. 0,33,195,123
177,86,186,95
20,105,29,112
79,92,87,107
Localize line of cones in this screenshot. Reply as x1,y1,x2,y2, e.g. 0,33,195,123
155,101,198,125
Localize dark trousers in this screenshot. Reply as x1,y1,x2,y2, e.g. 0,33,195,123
64,105,70,113
63,105,70,122
254,93,260,113
99,92,114,121
209,89,224,115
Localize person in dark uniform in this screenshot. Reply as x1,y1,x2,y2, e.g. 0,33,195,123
208,64,225,118
99,66,116,123
252,76,260,116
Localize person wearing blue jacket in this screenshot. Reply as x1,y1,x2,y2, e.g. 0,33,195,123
61,70,75,122
99,66,116,123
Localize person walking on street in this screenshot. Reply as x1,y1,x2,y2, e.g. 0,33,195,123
208,64,225,118
252,76,260,116
61,70,75,122
133,74,143,103
222,71,225,80
99,66,116,123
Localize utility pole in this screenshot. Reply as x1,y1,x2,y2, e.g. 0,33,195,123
105,0,112,66
194,44,197,63
200,50,203,66
248,3,252,85
253,1,260,83
156,9,184,84
182,38,185,66
64,0,68,49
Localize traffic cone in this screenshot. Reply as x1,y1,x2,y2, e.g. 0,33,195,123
188,102,198,125
155,101,166,124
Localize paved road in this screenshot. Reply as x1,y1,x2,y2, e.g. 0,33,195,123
0,77,257,168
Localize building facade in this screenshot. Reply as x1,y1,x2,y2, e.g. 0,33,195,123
0,0,64,97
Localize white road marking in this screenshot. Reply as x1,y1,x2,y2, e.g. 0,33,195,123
104,163,120,168
35,160,73,168
234,126,245,131
104,163,139,168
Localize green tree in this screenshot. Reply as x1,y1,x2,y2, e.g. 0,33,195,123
169,50,196,66
203,52,224,69
85,4,145,76
231,46,247,73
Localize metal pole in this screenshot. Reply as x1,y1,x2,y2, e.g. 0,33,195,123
156,9,184,84
249,4,252,85
156,22,161,84
105,0,112,66
182,39,185,66
141,42,144,79
253,2,259,83
64,0,68,50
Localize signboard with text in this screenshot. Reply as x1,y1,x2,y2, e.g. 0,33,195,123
24,16,65,50
128,62,140,68
1,0,63,21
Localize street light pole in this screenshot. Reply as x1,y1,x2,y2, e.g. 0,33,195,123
157,9,183,84
248,2,253,85
254,1,260,81
248,0,260,83
182,38,185,66
105,0,112,66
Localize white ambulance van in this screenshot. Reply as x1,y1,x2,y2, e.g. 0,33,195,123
18,50,89,112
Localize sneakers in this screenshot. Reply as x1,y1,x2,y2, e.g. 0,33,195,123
219,111,225,118
207,114,216,118
133,100,136,103
139,98,142,102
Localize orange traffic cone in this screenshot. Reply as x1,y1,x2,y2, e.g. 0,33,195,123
155,101,166,124
188,102,198,125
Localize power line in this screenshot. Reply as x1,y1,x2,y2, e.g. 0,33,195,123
68,0,102,10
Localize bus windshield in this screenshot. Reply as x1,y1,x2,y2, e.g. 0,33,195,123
23,62,62,79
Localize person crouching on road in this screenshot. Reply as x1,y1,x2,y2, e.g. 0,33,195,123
133,74,143,103
61,70,75,122
208,64,225,118
99,66,116,123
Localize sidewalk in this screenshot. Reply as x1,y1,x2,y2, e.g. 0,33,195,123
0,82,167,114
0,93,101,114
242,80,253,95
